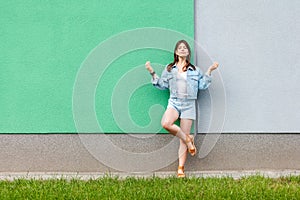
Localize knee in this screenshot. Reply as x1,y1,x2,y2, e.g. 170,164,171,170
161,120,172,131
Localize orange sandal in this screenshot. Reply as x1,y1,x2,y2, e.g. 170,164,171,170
186,135,197,156
177,166,185,178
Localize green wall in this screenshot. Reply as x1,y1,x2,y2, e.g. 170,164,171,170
1,1,194,133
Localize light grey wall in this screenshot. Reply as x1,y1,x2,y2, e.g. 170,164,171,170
195,0,300,133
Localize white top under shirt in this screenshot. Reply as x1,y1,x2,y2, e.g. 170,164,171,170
176,71,187,98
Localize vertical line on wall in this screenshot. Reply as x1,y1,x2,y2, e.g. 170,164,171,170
194,0,197,65
193,0,199,136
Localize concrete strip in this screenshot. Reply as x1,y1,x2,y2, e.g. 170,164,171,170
1,134,300,172
1,170,300,181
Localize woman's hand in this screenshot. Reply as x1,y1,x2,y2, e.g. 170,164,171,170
206,62,219,75
145,61,154,73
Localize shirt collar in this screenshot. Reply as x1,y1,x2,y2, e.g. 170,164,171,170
171,64,195,71
187,66,194,71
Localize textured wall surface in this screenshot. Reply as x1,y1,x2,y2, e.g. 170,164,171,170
195,0,300,133
1,1,193,133
1,134,300,172
1,1,299,173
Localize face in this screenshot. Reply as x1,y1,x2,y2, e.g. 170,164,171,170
176,42,189,57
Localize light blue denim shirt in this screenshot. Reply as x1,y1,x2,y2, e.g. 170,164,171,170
152,65,212,99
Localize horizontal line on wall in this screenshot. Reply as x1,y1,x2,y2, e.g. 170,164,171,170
0,132,300,135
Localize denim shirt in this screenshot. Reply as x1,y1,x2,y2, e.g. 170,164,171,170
152,65,212,99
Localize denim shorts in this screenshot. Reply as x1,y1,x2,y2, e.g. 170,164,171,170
167,98,196,120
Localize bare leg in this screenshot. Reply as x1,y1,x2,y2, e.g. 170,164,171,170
161,108,195,150
161,107,183,137
178,119,193,174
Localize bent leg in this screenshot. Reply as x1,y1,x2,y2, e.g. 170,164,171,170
161,107,179,135
161,107,189,142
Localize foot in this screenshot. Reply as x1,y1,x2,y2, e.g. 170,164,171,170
177,166,185,178
186,135,197,156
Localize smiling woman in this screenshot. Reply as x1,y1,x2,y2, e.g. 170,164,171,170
145,40,219,177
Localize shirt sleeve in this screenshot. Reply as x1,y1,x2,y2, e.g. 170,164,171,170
151,67,169,90
198,68,212,90
199,74,211,90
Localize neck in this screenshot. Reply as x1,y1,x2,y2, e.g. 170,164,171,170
177,57,187,66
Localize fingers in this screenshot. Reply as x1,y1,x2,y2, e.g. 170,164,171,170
213,62,219,68
145,61,153,72
209,62,219,71
207,62,219,75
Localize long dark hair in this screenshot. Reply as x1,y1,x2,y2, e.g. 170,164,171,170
167,40,196,72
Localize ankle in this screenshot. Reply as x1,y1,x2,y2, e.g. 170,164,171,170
185,135,192,145
178,165,184,171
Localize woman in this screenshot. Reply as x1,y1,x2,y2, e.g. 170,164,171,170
145,40,219,177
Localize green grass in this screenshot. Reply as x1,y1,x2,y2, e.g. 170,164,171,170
0,176,300,199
